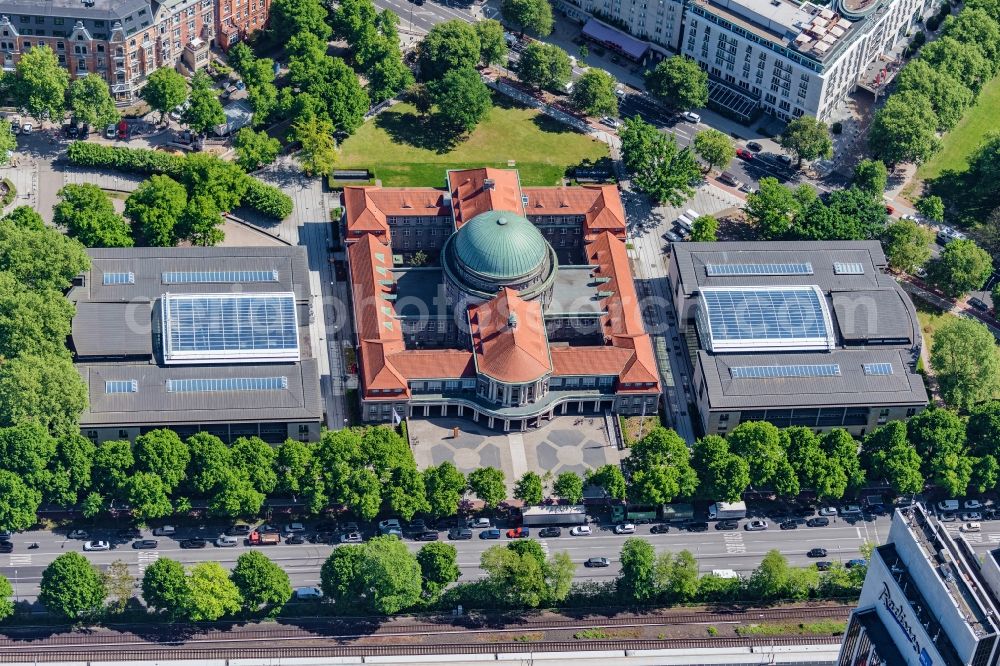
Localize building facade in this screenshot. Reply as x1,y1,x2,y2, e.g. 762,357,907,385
0,0,269,101
69,247,323,444
840,505,1000,665
668,241,927,437
343,167,661,432
557,0,938,120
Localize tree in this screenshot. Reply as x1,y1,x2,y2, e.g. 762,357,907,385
618,537,657,602
500,0,553,36
920,36,992,93
270,0,331,41
142,68,188,124
317,57,370,133
928,238,993,298
103,560,134,615
620,116,700,206
49,433,95,508
39,553,106,620
822,429,865,493
0,221,90,293
182,71,226,135
423,461,465,518
644,56,708,111
744,176,799,239
429,67,493,133
481,540,571,607
68,76,119,130
852,159,888,198
3,206,44,230
512,471,544,505
13,45,68,120
468,467,507,508
181,153,248,213
209,469,266,517
292,113,338,176
586,464,626,501
142,558,189,617
476,19,508,67
386,465,429,521
123,473,173,521
320,545,367,605
231,551,292,615
0,274,74,361
883,219,934,274
53,183,133,248
360,536,423,614
869,91,940,166
656,550,700,603
92,439,134,497
690,215,718,242
231,436,277,495
894,59,973,132
623,427,698,504
416,541,459,599
693,129,735,173
419,20,482,81
184,562,242,621
916,195,945,223
727,421,790,491
931,316,1000,410
792,186,887,241
779,116,832,168
552,471,583,504
571,68,619,117
747,550,794,600
909,409,974,495
691,435,750,502
329,0,378,46
125,175,188,247
0,120,13,166
0,354,88,436
185,432,232,495
517,42,572,92
233,128,280,172
81,491,104,519
365,37,414,103
0,575,12,621
783,427,847,500
943,8,1000,65
134,429,189,492
867,431,925,495
0,470,41,532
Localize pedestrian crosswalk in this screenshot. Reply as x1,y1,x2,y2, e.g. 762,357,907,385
723,532,746,554
137,551,159,575
8,554,31,566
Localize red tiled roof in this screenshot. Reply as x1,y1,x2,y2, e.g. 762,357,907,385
550,345,633,376
343,186,448,241
468,287,552,383
448,168,524,228
389,350,476,379
522,185,626,241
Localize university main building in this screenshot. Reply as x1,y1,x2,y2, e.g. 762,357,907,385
343,168,660,431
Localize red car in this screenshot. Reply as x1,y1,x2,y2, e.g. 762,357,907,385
885,204,895,214
736,148,755,160
506,527,530,539
116,120,128,140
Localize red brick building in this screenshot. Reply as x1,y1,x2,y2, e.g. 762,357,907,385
215,0,270,50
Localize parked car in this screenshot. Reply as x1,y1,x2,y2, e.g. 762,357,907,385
846,558,867,568
969,298,989,312
777,154,793,166
68,530,90,540
715,520,739,531
686,521,709,532
84,541,110,551
448,527,473,540
584,557,610,568
340,531,363,543
152,526,176,536
180,538,208,549
215,535,239,547
538,527,562,538
961,512,982,521
736,148,755,160
132,539,158,549
664,230,683,243
570,525,593,536
815,561,832,571
940,511,958,522
746,141,763,152
779,520,798,530
285,534,306,545
227,524,252,536
506,527,529,539
681,111,701,123
840,504,863,516
818,507,838,516
0,542,12,553
965,499,984,510
650,524,670,534
600,116,621,129
468,517,492,529
284,523,306,533
414,530,439,541
806,517,830,527
408,519,428,533
962,521,982,533
807,547,828,558
613,523,636,535
294,586,323,600
105,123,116,139
744,520,768,531
20,122,32,134
479,528,501,540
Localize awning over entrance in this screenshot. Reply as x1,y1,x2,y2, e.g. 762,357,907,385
581,19,648,62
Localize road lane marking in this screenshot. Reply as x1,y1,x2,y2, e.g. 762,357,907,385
723,532,746,554
8,555,31,566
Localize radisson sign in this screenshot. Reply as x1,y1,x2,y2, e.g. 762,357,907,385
879,581,934,666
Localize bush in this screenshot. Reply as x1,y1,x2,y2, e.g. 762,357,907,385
831,122,843,135
66,142,292,221
0,178,16,207
927,14,941,30
911,31,926,49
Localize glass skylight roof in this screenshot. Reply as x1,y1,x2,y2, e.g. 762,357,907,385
166,377,288,392
833,262,865,275
862,362,894,376
161,292,300,365
731,364,841,379
105,380,138,393
705,263,813,277
162,271,279,284
696,286,835,352
103,272,135,285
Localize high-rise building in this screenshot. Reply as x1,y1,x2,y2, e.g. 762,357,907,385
0,0,240,102
840,505,1000,666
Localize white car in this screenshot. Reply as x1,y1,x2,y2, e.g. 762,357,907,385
105,123,116,139
83,540,110,551
284,522,305,533
961,512,982,522
613,523,636,534
681,111,701,123
215,535,239,547
818,507,838,516
961,522,982,533
744,520,768,531
468,517,492,529
570,525,593,536
600,116,621,129
340,531,363,543
964,499,983,510
20,123,32,134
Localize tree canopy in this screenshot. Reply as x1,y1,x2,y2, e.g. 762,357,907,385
620,116,700,206
517,42,572,92
882,219,933,274
868,91,940,165
53,184,133,248
500,0,554,36
928,238,993,298
429,67,493,133
644,57,708,111
39,552,106,620
141,68,189,123
13,45,68,121
68,76,119,130
693,129,735,173
931,316,1000,411
571,68,619,116
779,116,833,167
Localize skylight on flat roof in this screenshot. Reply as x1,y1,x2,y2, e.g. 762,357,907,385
862,362,893,376
160,292,300,365
731,364,841,379
166,377,288,392
696,285,835,352
705,263,813,277
105,379,138,393
103,272,135,285
833,262,865,275
162,270,279,284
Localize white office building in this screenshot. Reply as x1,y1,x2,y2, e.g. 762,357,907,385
557,0,938,121
840,505,1000,666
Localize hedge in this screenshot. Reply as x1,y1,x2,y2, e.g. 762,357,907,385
0,178,15,207
66,142,293,221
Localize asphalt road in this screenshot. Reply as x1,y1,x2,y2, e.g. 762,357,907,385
375,0,479,34
0,517,886,604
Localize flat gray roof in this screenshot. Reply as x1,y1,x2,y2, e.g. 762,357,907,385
832,289,916,344
697,348,927,410
393,268,449,320
549,266,603,316
0,0,148,20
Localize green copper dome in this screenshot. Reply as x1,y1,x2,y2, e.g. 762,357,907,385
453,210,548,279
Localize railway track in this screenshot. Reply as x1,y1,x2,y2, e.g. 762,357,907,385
0,605,851,651
0,636,842,662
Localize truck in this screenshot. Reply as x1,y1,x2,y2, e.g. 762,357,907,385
522,505,587,526
611,504,659,523
707,501,747,520
661,503,695,522
248,530,280,546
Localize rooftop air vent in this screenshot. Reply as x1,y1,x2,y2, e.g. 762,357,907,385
483,178,496,191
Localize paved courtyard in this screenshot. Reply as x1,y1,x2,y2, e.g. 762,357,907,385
408,415,621,493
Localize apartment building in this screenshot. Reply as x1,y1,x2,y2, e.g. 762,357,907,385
215,0,270,50
557,0,937,120
0,0,216,102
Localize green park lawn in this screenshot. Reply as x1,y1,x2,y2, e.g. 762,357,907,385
336,96,609,187
916,74,1000,182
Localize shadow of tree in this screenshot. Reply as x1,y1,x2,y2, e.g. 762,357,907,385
374,110,465,154
531,113,577,135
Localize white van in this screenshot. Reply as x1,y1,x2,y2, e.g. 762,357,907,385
152,525,176,536
685,209,700,222
938,499,960,512
215,535,239,547
676,214,694,231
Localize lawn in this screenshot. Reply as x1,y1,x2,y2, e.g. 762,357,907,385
336,95,609,187
916,75,1000,182
916,300,957,354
